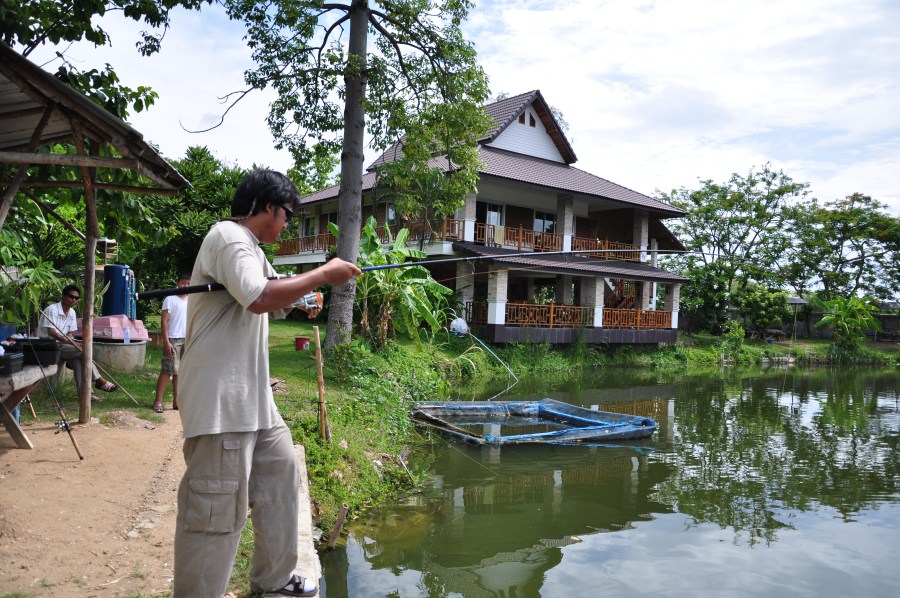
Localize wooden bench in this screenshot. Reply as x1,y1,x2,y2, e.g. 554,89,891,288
0,364,58,449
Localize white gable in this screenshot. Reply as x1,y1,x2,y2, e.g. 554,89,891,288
486,105,566,163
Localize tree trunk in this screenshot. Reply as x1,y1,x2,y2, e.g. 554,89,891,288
325,0,368,349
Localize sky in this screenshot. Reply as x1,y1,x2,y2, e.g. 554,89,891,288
28,0,900,216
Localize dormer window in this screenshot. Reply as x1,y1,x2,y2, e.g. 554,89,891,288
518,113,525,124
529,114,536,127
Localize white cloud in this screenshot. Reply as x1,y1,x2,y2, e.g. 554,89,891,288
468,0,900,213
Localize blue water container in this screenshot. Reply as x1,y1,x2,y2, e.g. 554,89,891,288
102,264,136,318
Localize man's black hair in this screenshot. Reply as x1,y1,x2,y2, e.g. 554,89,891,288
231,169,301,218
178,273,191,281
62,284,80,297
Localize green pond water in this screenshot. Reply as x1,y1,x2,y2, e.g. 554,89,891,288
321,366,900,597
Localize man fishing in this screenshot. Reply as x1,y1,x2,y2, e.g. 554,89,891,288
173,169,360,597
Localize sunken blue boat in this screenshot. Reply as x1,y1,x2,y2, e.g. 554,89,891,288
411,398,657,446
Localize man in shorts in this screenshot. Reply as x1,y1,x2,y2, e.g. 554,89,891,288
152,273,190,413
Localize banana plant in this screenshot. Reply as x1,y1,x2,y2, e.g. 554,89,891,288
355,216,452,347
813,295,881,350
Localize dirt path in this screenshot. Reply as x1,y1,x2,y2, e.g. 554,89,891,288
0,410,185,597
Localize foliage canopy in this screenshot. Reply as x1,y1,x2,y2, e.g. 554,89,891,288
222,0,491,347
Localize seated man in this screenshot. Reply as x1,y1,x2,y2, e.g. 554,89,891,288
38,285,117,402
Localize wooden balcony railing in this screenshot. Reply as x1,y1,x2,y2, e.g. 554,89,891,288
465,301,671,330
506,302,593,328
276,232,336,255
571,237,641,261
277,218,463,255
277,219,640,261
475,224,563,251
465,300,488,325
603,308,671,329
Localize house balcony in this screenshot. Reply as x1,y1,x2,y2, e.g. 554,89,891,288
277,217,640,262
464,301,675,345
276,218,464,256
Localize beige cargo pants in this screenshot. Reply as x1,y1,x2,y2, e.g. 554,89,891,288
173,422,300,597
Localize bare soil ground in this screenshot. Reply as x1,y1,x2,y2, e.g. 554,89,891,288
0,409,185,597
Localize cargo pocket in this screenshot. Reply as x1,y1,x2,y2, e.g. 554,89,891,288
185,477,240,533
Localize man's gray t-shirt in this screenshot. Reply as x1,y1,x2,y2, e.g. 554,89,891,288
178,220,281,438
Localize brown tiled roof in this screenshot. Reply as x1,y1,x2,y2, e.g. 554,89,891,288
479,146,683,216
452,242,690,282
299,170,377,204
303,146,683,217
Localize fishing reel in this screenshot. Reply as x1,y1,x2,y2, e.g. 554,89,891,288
293,291,323,313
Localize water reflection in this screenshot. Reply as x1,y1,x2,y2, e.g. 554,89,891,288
323,368,900,597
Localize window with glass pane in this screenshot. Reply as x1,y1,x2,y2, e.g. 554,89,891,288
486,203,502,226
303,216,315,237
534,210,556,233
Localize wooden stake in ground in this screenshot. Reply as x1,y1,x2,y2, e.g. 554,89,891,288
313,326,331,443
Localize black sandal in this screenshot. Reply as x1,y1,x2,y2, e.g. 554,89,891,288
275,573,317,596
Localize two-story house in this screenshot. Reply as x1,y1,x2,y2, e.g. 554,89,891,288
275,90,688,344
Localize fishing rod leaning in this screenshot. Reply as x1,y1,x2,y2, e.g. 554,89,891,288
21,340,85,460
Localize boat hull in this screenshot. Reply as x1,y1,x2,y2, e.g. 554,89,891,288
411,399,657,446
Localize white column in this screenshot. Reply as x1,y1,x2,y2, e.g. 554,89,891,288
462,192,477,242
555,275,574,304
632,209,648,262
558,193,574,253
582,277,605,328
664,283,681,329
487,267,508,325
456,262,474,305
640,281,652,310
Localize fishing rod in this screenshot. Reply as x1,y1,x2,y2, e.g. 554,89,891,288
17,339,85,460
135,248,695,301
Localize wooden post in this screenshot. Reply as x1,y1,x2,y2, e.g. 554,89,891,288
313,326,331,443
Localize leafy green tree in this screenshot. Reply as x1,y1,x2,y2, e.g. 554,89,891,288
732,284,790,335
720,320,745,361
660,164,808,292
356,216,452,348
1,2,215,290
0,224,65,332
814,295,880,351
222,0,491,348
678,261,731,335
779,194,899,301
0,179,101,327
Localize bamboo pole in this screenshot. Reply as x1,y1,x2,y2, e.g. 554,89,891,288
313,326,331,443
327,503,350,549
